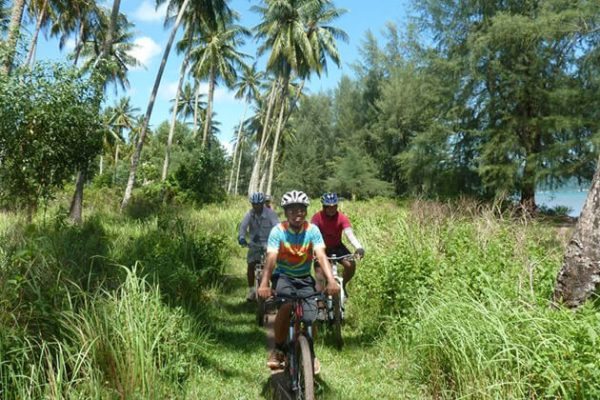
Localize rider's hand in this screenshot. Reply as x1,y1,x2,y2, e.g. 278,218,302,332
355,248,365,259
325,279,340,296
238,237,247,246
257,284,273,299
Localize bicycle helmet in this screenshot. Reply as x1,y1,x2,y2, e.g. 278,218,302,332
264,194,272,202
280,190,310,208
249,192,265,204
321,192,339,206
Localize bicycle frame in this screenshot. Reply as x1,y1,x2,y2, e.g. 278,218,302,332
269,292,321,397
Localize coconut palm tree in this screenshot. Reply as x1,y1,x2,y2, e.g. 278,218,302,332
69,0,123,224
79,10,140,92
24,0,56,66
227,62,262,194
189,17,249,148
161,12,197,181
106,97,139,182
173,82,199,122
253,0,347,195
2,0,26,74
121,0,231,209
50,0,103,66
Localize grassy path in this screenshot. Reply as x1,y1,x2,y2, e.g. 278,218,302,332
193,256,421,399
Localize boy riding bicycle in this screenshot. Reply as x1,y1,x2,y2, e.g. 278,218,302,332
257,190,339,371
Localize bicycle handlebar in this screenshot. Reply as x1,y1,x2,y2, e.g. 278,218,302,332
328,254,355,262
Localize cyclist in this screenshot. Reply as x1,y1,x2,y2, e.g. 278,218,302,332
238,192,279,301
257,190,340,372
311,192,364,295
264,194,273,209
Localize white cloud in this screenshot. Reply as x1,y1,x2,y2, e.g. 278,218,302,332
64,38,76,52
133,1,168,23
127,36,162,70
159,81,179,101
220,139,234,156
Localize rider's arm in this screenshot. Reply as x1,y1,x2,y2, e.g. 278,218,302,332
343,227,363,250
238,212,251,240
258,225,281,298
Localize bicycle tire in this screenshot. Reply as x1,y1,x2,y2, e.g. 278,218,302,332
296,335,315,400
331,294,343,350
255,269,264,326
256,297,265,326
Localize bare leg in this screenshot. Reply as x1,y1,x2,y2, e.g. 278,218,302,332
341,259,356,285
274,303,292,345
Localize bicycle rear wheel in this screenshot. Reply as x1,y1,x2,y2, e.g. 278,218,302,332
255,273,265,326
331,294,343,350
295,335,315,400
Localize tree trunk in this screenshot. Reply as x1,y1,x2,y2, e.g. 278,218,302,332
69,167,86,224
92,0,121,70
162,52,190,181
553,156,600,308
73,22,85,66
266,80,289,196
259,149,269,193
25,0,48,67
234,137,244,195
2,0,27,75
193,79,201,136
227,100,248,194
121,0,191,210
114,142,120,184
99,155,104,175
202,66,216,149
248,79,278,194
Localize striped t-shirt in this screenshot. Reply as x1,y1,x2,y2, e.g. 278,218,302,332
267,221,325,277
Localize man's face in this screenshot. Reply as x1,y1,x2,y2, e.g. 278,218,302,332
284,204,307,227
252,203,264,213
323,204,338,217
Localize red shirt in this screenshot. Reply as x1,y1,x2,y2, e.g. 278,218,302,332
310,210,351,248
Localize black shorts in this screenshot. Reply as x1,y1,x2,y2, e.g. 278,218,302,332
314,244,351,268
272,274,318,324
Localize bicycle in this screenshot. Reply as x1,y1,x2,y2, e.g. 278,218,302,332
249,243,268,326
266,291,322,400
322,254,354,350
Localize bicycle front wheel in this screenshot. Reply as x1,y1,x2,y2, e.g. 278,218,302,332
295,335,315,400
329,294,343,350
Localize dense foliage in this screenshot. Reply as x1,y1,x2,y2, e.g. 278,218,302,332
0,64,103,211
275,1,600,210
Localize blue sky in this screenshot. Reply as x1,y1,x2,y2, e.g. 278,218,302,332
29,0,411,152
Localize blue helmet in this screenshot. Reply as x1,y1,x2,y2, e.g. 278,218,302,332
249,192,265,204
321,192,338,206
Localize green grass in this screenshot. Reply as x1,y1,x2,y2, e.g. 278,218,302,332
3,192,600,398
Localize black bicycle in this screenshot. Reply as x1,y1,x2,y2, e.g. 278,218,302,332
323,254,354,350
250,244,268,326
266,292,322,400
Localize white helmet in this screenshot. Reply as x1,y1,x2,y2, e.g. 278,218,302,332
281,190,310,208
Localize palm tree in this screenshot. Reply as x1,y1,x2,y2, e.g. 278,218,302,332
79,10,140,92
173,82,197,122
161,12,196,181
253,0,347,195
227,63,262,194
24,0,56,66
2,0,27,74
50,0,102,66
189,17,249,148
107,97,139,182
121,0,231,209
69,0,122,224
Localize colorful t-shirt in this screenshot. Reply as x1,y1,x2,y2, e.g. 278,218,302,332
310,211,351,248
267,221,325,277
